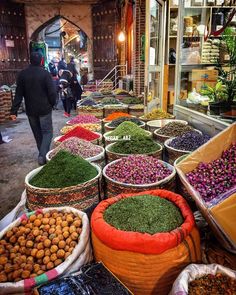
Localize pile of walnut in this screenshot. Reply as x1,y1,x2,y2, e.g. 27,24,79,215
0,210,82,282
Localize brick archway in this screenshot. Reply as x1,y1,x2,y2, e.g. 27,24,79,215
25,3,93,78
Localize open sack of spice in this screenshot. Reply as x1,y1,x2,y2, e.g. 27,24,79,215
66,114,101,125
0,207,92,294
175,123,236,253
91,190,201,295
169,263,236,295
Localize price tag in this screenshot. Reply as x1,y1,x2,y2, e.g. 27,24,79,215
216,25,223,31
173,25,178,31
224,54,230,61
186,27,193,33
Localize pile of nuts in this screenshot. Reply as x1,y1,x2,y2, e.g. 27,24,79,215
0,210,82,282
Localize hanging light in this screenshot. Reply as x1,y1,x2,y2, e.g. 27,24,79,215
76,36,80,42
118,31,125,42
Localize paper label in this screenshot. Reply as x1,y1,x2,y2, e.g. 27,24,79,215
5,40,14,47
186,27,193,33
184,0,191,7
173,25,178,31
216,0,224,4
216,25,223,31
224,54,230,61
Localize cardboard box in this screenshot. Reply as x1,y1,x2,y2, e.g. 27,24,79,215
176,123,236,253
192,69,218,81
192,80,217,93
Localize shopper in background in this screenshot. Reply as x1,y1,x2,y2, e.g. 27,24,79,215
80,71,88,91
58,57,67,75
10,52,57,165
58,69,73,117
67,56,83,110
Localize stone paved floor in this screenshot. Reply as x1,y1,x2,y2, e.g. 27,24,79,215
0,107,77,220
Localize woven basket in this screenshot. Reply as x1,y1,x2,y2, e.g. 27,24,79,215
103,105,128,118
25,164,102,213
103,130,152,146
164,138,191,165
128,105,144,117
104,120,145,132
105,142,163,163
77,106,104,119
54,132,103,147
147,119,188,133
103,159,176,198
91,190,201,295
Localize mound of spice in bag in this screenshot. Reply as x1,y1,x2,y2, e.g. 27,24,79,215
104,195,183,234
188,273,236,295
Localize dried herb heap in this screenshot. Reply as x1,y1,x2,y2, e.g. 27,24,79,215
30,150,98,188
108,117,144,128
104,195,183,234
142,108,173,120
110,137,161,154
156,122,193,137
49,137,103,159
109,121,150,139
122,97,143,104
168,131,210,151
189,273,236,295
105,155,172,185
186,143,236,203
101,97,121,105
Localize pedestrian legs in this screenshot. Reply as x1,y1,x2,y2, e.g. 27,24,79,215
28,116,42,151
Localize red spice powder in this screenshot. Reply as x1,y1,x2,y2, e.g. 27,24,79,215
58,126,100,142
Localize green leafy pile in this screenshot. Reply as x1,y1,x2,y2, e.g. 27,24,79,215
104,195,183,234
30,150,98,188
110,137,161,154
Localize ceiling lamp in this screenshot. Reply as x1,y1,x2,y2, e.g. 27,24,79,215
118,31,125,42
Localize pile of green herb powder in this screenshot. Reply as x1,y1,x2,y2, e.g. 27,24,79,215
109,137,161,154
104,195,183,234
109,121,150,138
30,150,98,188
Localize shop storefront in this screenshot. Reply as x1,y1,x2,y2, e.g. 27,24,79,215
172,0,236,135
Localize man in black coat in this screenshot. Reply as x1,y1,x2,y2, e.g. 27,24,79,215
10,52,57,165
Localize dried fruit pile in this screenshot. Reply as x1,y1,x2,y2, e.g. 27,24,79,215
0,210,82,282
188,273,236,295
105,155,172,185
104,195,183,234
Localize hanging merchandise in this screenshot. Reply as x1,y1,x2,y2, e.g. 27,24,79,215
29,41,48,68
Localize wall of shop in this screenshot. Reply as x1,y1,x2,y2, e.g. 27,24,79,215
0,2,28,86
133,0,146,96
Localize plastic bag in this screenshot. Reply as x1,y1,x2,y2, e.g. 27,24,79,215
169,263,236,295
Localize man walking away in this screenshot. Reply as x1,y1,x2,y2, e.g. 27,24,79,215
10,52,57,165
67,57,82,110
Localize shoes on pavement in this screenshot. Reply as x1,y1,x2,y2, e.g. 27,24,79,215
38,156,46,166
63,112,70,118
